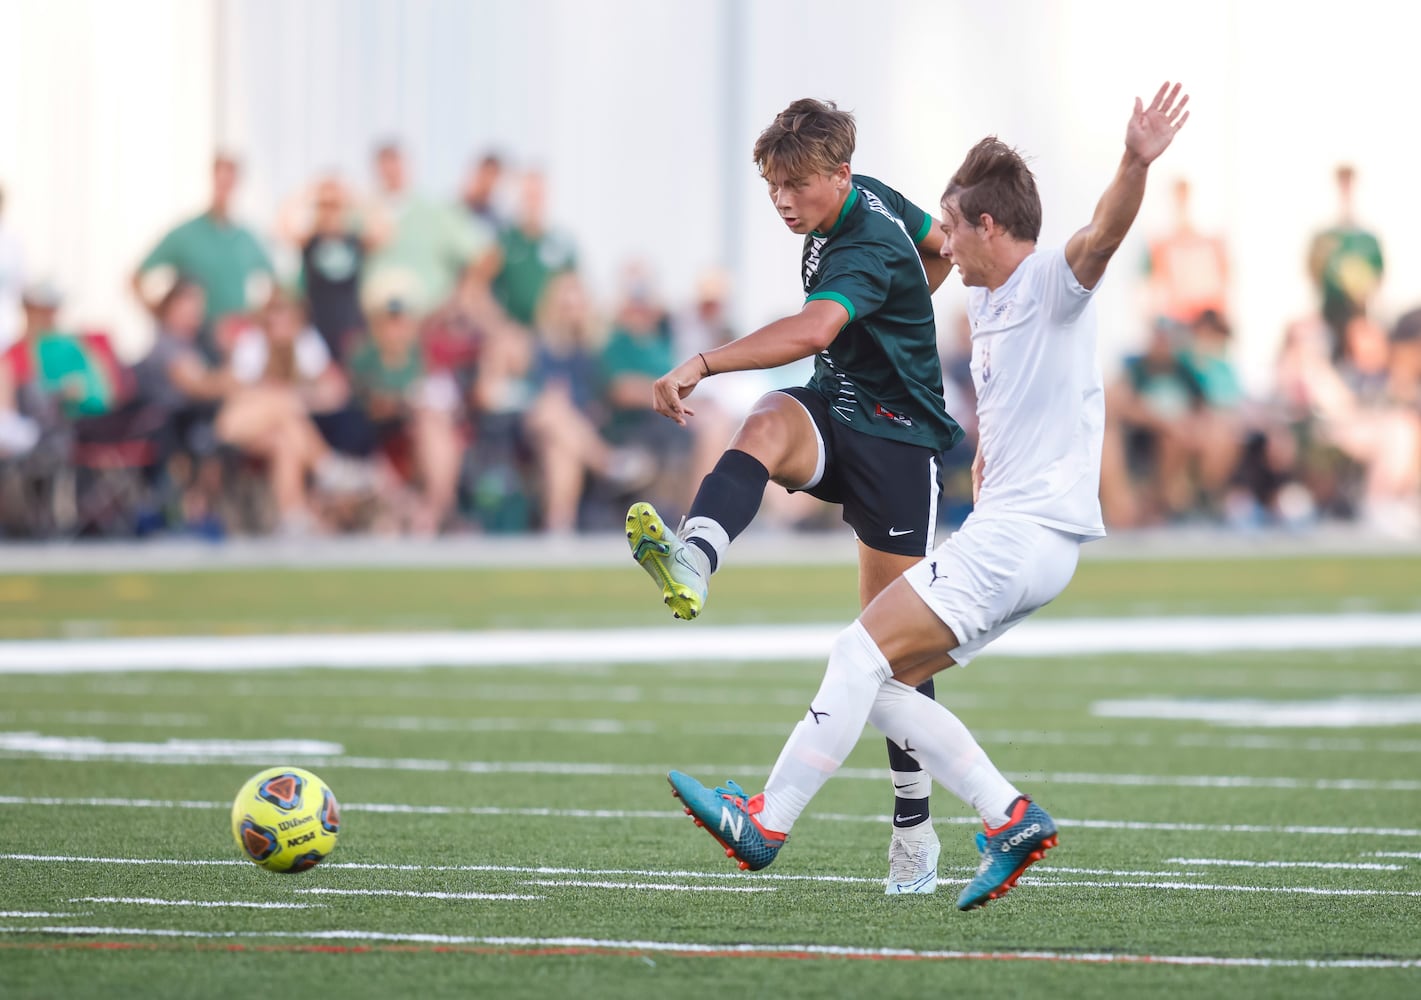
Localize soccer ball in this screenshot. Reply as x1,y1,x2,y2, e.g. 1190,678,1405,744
231,766,340,873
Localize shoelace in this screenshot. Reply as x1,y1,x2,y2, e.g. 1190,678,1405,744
714,779,749,809
887,840,920,877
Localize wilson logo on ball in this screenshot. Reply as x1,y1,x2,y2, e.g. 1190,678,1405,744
257,772,305,812
238,817,280,862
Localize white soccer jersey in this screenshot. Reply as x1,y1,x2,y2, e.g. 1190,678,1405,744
966,246,1106,538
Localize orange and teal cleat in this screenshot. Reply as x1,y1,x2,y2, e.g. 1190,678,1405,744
956,796,1058,910
667,770,786,872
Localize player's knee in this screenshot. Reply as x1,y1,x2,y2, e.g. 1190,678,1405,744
730,399,800,467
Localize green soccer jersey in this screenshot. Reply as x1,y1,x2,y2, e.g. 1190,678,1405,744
801,175,962,452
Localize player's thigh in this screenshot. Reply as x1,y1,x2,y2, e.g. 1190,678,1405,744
856,542,921,610
727,389,825,490
859,575,961,681
897,517,1081,672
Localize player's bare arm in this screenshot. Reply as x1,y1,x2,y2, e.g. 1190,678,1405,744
916,222,956,293
1065,81,1190,290
651,298,846,425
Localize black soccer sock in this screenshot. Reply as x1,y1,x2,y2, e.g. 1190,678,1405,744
887,678,935,829
683,449,770,573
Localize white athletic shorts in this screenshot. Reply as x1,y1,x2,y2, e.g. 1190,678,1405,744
902,514,1082,666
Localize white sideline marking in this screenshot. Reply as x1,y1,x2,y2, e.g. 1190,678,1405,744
1371,851,1421,860
520,880,777,894
1165,858,1405,871
3,741,1414,792
292,888,542,902
1015,878,1421,898
72,896,322,909
5,612,1421,673
0,925,1415,968
1093,696,1421,728
3,801,1421,839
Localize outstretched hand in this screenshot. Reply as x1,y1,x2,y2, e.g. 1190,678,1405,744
1126,81,1190,166
651,357,704,426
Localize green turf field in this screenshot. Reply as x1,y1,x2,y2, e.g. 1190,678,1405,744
1,551,1419,998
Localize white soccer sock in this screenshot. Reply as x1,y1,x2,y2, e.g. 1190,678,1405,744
757,622,893,834
680,516,730,573
889,769,931,801
868,679,1021,829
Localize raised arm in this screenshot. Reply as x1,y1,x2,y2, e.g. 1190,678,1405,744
1065,82,1190,290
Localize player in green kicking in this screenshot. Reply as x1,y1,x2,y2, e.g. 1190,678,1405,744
626,98,962,894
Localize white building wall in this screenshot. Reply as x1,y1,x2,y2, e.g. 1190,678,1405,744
0,0,1414,394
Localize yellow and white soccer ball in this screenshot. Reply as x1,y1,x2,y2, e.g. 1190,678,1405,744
231,766,340,873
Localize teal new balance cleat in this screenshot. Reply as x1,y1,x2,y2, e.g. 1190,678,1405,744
626,502,709,621
956,796,1058,910
667,770,786,871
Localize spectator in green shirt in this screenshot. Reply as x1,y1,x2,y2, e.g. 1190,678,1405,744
363,142,495,317
346,293,463,535
132,155,274,358
16,281,112,419
1307,164,1385,361
492,170,578,327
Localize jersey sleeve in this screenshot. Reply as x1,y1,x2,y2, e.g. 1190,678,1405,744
1041,246,1097,324
854,175,934,245
900,194,934,245
805,241,891,326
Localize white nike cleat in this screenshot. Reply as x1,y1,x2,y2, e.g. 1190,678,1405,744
626,501,710,621
885,822,940,895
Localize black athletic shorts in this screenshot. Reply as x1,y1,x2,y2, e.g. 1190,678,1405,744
777,386,946,557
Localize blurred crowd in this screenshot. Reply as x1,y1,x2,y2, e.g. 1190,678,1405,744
0,154,1417,540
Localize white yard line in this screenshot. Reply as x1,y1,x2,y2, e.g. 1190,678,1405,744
1371,851,1421,860
1164,858,1405,871
519,880,777,893
291,888,543,901
0,924,1414,968
3,800,1420,839
0,854,1404,894
71,897,322,909
0,734,343,758
4,613,1421,673
1094,695,1421,728
1015,878,1421,898
2,742,1414,792
12,707,1418,753
0,911,87,918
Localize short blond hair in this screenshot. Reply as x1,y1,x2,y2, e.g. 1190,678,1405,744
753,99,855,181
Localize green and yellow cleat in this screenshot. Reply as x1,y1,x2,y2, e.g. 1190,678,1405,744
625,502,709,621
